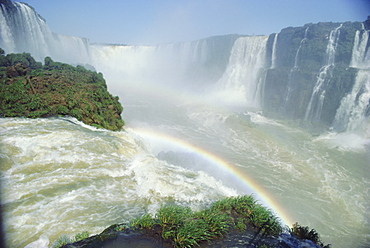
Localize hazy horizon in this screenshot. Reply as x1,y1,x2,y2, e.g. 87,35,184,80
17,0,370,45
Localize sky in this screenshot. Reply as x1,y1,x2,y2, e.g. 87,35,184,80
19,0,370,45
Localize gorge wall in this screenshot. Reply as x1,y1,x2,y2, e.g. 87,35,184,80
264,21,369,131
1,0,369,133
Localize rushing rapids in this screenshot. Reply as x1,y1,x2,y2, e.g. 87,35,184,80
1,1,370,247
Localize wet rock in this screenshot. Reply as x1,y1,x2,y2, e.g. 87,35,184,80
278,233,323,248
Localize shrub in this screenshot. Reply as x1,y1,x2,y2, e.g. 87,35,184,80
0,51,125,131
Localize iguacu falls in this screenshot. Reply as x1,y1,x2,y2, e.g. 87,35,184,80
0,1,369,247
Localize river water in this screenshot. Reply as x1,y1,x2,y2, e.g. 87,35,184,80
1,83,369,248
0,2,369,247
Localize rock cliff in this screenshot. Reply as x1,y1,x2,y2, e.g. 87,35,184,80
263,21,364,126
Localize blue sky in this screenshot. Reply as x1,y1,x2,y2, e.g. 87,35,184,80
20,0,370,45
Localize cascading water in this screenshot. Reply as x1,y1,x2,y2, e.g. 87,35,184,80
333,70,370,133
0,117,239,247
88,37,227,102
0,1,91,63
333,24,370,133
0,1,54,60
350,24,370,69
0,3,15,52
304,24,342,122
1,2,370,248
213,36,268,110
270,33,278,69
285,27,309,104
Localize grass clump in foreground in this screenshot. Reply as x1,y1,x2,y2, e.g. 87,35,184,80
52,231,90,248
52,195,330,248
131,195,283,247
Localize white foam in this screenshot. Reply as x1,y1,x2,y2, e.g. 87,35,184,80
314,131,370,152
24,235,49,248
1,117,242,247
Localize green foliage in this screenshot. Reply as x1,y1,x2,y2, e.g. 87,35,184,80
257,245,275,248
0,51,124,131
211,195,282,235
74,231,90,242
55,105,69,115
157,205,191,228
130,195,283,247
51,234,71,248
173,218,212,248
44,56,74,71
55,197,328,248
1,52,42,69
194,209,231,236
52,231,90,248
130,213,156,229
113,223,127,232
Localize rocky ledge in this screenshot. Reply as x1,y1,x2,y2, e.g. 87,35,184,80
60,224,326,248
55,196,330,248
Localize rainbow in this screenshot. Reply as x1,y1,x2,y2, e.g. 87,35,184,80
130,126,294,226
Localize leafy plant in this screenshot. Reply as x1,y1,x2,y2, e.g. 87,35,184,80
130,195,283,247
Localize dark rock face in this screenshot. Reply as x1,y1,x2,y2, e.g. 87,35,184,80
62,228,326,248
263,21,362,126
62,226,172,248
0,0,14,8
364,16,370,30
277,233,323,248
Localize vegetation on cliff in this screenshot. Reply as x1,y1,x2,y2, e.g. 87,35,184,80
54,195,330,248
0,48,124,131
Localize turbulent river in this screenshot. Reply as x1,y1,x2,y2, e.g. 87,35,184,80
1,2,370,247
1,84,369,248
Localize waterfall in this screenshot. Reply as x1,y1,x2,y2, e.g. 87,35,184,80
285,27,309,103
270,33,278,69
0,2,54,60
0,3,16,52
0,1,91,63
333,24,370,133
333,70,370,132
182,39,208,64
304,24,342,121
89,39,214,89
214,36,268,109
350,24,370,69
1,0,369,133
